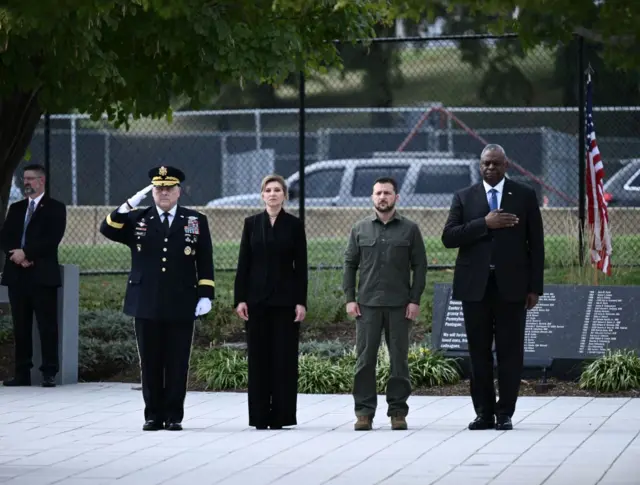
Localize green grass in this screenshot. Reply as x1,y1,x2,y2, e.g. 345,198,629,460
61,234,640,272
79,266,640,338
124,44,561,135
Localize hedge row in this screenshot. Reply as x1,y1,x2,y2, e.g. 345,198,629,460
1,310,639,393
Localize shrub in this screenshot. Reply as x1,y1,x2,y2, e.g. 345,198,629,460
77,310,138,381
192,347,249,391
79,310,135,341
297,354,353,394
408,346,461,387
0,316,12,344
194,299,242,345
79,338,139,381
299,339,352,360
191,345,355,394
579,349,640,393
375,343,460,392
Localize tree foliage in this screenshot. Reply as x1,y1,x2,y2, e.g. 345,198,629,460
0,0,397,238
0,0,393,127
400,0,640,74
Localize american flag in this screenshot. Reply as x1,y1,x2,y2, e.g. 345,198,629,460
585,74,612,275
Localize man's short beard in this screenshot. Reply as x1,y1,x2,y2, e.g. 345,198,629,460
375,202,395,213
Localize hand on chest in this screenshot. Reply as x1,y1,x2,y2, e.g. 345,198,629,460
474,188,526,219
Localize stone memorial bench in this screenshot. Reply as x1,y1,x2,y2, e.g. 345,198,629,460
0,264,80,386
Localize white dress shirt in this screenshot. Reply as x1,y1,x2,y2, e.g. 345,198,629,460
24,192,45,224
156,204,177,227
483,178,505,210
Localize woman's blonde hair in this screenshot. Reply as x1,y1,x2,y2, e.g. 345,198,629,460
260,174,288,199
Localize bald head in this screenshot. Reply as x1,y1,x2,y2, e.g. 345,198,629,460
480,143,508,186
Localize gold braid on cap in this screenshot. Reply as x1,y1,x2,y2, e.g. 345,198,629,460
152,176,180,186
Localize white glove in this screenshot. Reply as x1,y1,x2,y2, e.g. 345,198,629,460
195,297,212,317
117,184,154,213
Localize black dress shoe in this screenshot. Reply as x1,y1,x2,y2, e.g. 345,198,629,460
41,375,56,387
496,416,513,430
142,420,164,431
254,425,268,430
165,422,183,431
3,376,31,387
269,425,283,430
468,416,495,430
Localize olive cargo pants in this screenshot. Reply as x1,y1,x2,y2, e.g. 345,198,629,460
353,305,412,418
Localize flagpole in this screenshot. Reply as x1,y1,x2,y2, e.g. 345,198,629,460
577,36,586,267
584,62,611,283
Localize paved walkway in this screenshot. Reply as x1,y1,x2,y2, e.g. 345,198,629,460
0,383,638,485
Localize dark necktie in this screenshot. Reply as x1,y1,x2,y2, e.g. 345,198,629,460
21,200,36,248
162,212,170,234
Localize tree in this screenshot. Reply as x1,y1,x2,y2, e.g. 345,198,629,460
0,0,392,218
404,0,640,73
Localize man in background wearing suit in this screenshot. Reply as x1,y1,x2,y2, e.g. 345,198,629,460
441,144,544,431
1,164,67,387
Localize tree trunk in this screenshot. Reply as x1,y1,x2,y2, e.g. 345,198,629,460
365,24,396,128
0,89,43,272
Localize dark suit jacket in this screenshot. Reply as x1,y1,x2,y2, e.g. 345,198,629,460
99,205,215,322
441,178,545,302
234,209,308,309
0,195,67,289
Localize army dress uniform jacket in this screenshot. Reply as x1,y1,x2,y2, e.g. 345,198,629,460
99,205,215,322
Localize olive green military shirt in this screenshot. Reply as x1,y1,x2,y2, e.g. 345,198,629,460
343,211,427,307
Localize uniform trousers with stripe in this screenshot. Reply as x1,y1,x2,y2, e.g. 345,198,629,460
134,318,195,424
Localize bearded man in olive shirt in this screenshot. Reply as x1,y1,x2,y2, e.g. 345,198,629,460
343,176,427,431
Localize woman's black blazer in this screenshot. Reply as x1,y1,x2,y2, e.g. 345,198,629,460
233,209,308,309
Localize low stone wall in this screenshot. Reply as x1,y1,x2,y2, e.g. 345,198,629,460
61,206,640,246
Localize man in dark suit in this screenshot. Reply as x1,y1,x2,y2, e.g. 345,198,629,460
441,144,544,431
0,164,67,387
99,166,215,431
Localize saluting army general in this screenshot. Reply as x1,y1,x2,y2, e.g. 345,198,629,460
99,166,215,432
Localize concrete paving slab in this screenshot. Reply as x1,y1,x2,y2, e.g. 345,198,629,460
0,383,638,484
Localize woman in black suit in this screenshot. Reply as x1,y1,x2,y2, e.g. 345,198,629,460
234,174,308,430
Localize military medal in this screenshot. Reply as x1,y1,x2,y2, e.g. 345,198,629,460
185,216,200,235
184,246,192,255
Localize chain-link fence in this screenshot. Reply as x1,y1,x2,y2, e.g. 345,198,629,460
14,34,640,274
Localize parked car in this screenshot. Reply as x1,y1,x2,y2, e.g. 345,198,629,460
206,157,481,208
603,159,640,207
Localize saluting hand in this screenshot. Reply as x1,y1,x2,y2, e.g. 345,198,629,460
127,184,154,209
